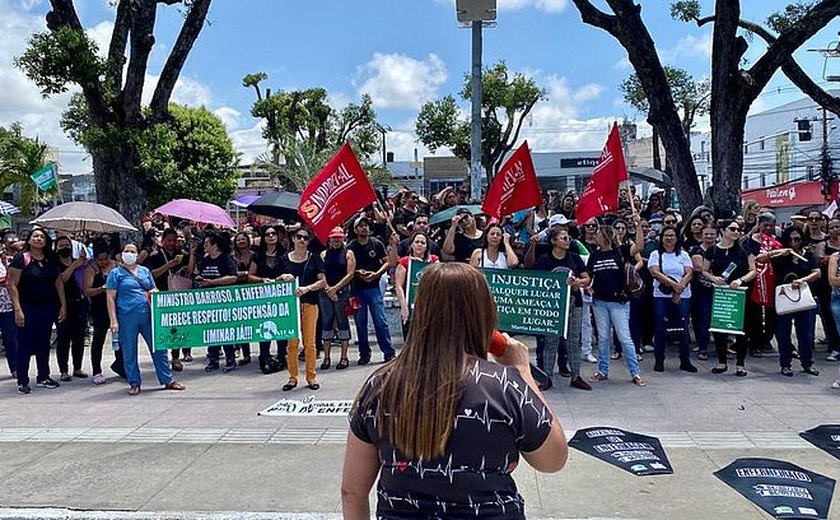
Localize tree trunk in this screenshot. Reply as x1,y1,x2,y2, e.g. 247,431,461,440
92,146,146,227
710,106,747,218
658,127,702,212
651,127,661,171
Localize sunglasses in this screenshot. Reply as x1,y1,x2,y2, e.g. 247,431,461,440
294,234,311,241
727,226,742,232
265,232,277,237
808,217,821,222
585,224,598,229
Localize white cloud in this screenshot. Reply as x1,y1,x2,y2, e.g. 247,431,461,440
355,53,448,110
613,57,632,70
213,106,241,131
441,0,567,13
661,32,712,63
230,121,269,165
85,20,113,58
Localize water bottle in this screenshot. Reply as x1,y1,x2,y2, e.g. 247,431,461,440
111,333,121,351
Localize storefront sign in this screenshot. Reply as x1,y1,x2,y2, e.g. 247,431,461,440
714,458,835,519
742,181,836,208
800,425,840,462
150,281,301,350
568,427,674,476
710,286,747,335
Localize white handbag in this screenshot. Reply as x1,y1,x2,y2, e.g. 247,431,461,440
774,283,817,315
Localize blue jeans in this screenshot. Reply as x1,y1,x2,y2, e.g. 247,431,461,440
690,288,712,353
0,310,17,375
353,286,394,358
592,299,640,377
118,310,173,388
777,309,815,369
653,297,691,364
15,305,57,387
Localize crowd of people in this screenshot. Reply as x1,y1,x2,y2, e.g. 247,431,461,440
2,184,840,395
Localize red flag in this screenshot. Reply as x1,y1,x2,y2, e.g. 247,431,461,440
481,141,542,218
576,123,629,224
298,143,377,243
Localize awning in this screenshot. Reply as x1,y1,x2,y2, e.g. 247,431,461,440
627,167,674,188
742,180,835,208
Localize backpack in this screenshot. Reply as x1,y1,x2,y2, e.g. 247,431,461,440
619,247,645,299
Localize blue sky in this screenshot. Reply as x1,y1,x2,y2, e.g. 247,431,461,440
3,0,840,173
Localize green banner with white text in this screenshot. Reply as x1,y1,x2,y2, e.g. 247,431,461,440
30,163,57,191
406,259,430,312
151,281,301,350
709,286,746,335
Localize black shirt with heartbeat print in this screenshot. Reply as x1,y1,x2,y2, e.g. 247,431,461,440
350,358,553,519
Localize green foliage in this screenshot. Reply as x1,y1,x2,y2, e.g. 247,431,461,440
14,27,106,97
0,124,56,213
139,104,239,208
415,61,544,174
670,1,701,22
767,1,817,33
61,93,139,155
244,73,381,190
621,66,710,131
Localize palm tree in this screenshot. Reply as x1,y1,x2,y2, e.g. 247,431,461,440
0,124,56,215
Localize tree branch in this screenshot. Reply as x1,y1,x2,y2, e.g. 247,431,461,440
106,0,131,93
149,0,212,122
569,0,618,32
123,0,157,124
748,0,840,97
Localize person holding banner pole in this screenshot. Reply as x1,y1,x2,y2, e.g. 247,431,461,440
772,226,820,377
106,243,184,396
196,232,239,373
249,225,289,374
279,227,326,391
701,220,756,377
395,231,439,339
318,227,356,371
587,214,646,387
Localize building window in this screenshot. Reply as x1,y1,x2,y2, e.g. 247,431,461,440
428,180,462,194
797,119,812,142
759,138,765,151
744,144,749,155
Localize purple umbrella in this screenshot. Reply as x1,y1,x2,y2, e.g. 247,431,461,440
155,199,236,229
231,195,259,208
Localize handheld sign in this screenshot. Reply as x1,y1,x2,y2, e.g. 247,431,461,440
710,286,747,335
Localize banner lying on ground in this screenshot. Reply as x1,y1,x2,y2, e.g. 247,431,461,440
258,396,354,416
714,458,835,519
568,427,674,476
151,281,301,350
710,286,747,335
800,424,840,462
407,262,570,337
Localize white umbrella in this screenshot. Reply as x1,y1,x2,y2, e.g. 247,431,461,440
0,201,20,216
30,202,137,233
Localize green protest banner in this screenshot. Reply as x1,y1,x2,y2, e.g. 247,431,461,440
709,286,747,335
405,259,430,312
483,268,571,338
30,163,57,191
151,281,301,350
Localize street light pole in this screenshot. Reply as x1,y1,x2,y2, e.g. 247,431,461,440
470,20,483,203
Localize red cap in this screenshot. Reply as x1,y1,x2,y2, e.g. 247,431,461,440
328,227,345,239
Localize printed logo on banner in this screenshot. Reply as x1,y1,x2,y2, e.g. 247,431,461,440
568,427,674,476
714,458,835,520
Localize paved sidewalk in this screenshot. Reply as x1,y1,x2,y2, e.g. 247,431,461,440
0,339,838,518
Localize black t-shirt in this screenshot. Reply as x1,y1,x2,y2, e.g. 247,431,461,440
350,359,553,520
772,251,818,285
393,207,419,236
198,253,237,281
704,244,751,282
452,233,484,263
348,238,388,290
586,244,632,303
143,248,189,291
282,253,325,305
535,251,586,307
252,250,284,280
10,252,60,307
689,244,713,292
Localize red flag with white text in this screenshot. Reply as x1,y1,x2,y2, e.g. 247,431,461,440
481,141,542,218
298,143,377,243
575,123,629,224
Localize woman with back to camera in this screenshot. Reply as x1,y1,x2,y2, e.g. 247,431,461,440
342,263,567,519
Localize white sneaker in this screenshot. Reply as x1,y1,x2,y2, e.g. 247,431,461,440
832,380,840,390
642,345,655,352
826,352,839,362
583,353,598,363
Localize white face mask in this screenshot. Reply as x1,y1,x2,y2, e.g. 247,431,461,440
122,252,138,265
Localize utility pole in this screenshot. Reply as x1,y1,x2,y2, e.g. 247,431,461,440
821,107,835,199
469,20,483,203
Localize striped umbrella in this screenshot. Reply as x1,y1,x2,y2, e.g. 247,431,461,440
0,201,20,216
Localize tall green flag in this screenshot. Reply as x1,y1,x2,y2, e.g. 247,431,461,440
30,163,57,191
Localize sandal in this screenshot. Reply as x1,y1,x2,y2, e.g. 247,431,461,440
171,359,183,372
182,354,194,362
735,367,748,377
336,358,349,370
697,352,709,361
632,375,646,387
711,365,728,374
128,386,141,396
320,358,331,370
307,381,320,390
802,366,820,376
165,381,186,391
610,351,621,360
282,379,298,392
780,367,793,377
590,372,608,382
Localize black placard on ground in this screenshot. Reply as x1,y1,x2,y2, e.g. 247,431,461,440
714,458,835,519
800,424,840,462
568,427,673,476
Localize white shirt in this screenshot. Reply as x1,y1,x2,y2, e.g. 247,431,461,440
482,249,509,270
648,250,693,299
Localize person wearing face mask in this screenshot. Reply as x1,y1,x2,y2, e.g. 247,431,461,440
106,243,184,396
83,240,118,385
55,236,90,382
